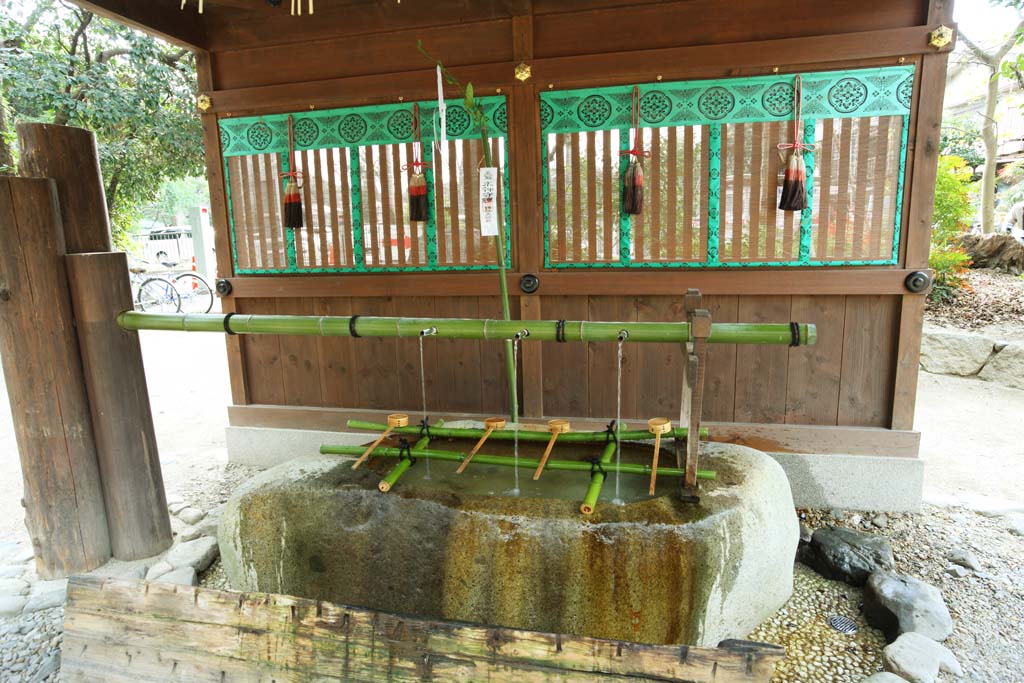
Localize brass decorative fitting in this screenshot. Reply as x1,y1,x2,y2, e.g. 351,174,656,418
929,25,954,49
196,93,212,112
515,62,532,82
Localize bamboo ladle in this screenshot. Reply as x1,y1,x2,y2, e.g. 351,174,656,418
456,417,506,474
533,419,571,480
647,417,672,494
351,413,408,469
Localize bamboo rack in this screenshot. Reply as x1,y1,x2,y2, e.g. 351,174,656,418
320,443,717,480
117,312,817,346
346,420,709,443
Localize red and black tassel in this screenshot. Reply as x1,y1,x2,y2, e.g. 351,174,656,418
281,114,304,229
407,104,430,222
777,75,813,212
621,86,650,216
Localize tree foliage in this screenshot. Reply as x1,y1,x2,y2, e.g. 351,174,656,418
940,115,985,173
0,1,203,246
932,155,977,246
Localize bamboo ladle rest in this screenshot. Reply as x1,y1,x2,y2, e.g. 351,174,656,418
351,413,408,469
647,417,672,494
533,419,571,480
456,417,506,474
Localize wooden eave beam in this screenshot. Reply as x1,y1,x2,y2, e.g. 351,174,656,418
66,0,208,50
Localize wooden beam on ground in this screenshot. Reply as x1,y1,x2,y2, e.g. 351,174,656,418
66,253,174,561
62,575,784,682
66,0,207,50
0,178,111,578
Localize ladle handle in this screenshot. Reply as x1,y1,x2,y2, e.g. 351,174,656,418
533,433,559,480
649,432,661,495
456,427,494,474
352,426,393,469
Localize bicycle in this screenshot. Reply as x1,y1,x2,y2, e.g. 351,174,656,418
130,266,182,313
171,271,215,314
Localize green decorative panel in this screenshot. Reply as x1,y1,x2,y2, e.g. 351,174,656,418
540,66,913,270
540,66,914,134
219,97,505,158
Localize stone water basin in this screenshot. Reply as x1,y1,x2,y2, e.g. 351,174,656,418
219,431,797,647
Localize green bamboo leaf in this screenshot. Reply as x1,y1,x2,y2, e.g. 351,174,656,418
464,82,474,110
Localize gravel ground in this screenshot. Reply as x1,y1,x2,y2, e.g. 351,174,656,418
752,506,1024,683
927,268,1024,337
0,608,61,683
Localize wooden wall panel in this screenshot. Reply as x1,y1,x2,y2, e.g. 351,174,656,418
700,295,738,422
541,297,590,417
478,296,519,416
838,296,900,428
237,298,285,405
785,296,844,425
588,296,639,421
276,298,323,407
733,296,792,424
316,297,356,409
634,296,684,420
349,297,398,410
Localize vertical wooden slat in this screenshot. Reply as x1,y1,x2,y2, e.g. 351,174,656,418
392,143,407,267
463,139,477,265
785,295,844,425
871,117,892,259
700,125,711,261
666,127,678,261
237,158,258,270
492,137,505,267
782,202,795,259
555,134,567,263
262,154,282,268
364,148,379,266
339,149,354,267
717,124,728,260
731,123,744,260
749,123,763,260
683,126,694,260
602,129,614,261
765,123,780,259
571,133,583,263
834,118,853,258
325,148,341,267
406,143,421,266
434,150,449,265
253,156,271,268
227,158,249,269
379,146,394,267
733,295,791,423
852,117,873,259
301,149,316,268
519,295,544,418
448,140,461,265
586,131,598,262
838,296,898,427
650,129,662,261
314,149,328,268
816,118,835,259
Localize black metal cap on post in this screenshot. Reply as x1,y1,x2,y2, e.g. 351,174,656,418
519,273,540,294
216,278,233,297
904,271,932,293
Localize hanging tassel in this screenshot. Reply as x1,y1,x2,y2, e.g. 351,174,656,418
620,86,650,216
777,75,814,212
281,115,304,229
406,104,431,222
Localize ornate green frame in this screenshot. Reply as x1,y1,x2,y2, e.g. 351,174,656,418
219,96,512,274
540,65,914,269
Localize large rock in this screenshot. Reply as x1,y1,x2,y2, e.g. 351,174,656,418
920,328,995,376
959,232,1024,275
220,442,798,647
862,674,911,683
797,528,895,586
863,571,953,642
883,632,962,683
165,537,219,573
979,342,1024,390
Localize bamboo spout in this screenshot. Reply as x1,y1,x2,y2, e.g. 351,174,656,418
533,419,570,480
352,413,408,469
647,418,671,495
456,417,505,474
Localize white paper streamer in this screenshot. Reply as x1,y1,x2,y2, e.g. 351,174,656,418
479,167,500,237
436,65,447,165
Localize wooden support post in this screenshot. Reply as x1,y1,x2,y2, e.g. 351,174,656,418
66,252,173,560
16,123,113,253
0,177,111,577
678,289,709,499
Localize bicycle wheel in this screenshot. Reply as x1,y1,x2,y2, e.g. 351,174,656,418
173,273,215,313
136,277,182,313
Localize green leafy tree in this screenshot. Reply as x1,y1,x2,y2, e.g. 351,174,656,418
939,115,985,173
0,0,203,246
932,155,976,245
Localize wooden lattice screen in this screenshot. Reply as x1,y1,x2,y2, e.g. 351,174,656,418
220,97,510,274
542,65,913,269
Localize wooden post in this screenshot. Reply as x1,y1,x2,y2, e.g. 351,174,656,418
0,177,111,577
16,123,113,253
66,252,173,560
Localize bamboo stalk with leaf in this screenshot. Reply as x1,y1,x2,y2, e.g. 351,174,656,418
419,41,518,423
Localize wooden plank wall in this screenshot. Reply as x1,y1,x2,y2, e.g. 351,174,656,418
182,0,951,449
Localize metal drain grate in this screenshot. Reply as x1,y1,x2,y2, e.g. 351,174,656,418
828,615,859,634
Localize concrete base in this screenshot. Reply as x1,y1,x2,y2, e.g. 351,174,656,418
227,425,924,512
220,442,797,647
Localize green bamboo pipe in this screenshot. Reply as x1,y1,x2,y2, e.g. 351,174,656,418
580,441,618,515
377,420,442,493
117,312,817,346
347,419,709,443
320,443,717,481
